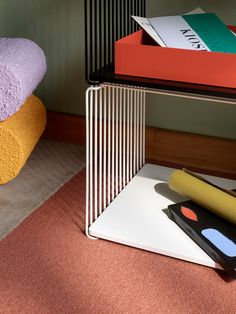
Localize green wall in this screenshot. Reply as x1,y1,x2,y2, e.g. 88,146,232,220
0,0,235,139
0,0,86,115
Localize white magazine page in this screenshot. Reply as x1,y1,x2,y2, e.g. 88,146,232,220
131,7,206,47
131,16,166,46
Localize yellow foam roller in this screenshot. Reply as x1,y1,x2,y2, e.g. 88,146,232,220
168,169,236,225
0,95,46,184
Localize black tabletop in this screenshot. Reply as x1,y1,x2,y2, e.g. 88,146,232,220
88,63,236,101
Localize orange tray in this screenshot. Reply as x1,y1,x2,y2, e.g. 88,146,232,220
115,27,236,88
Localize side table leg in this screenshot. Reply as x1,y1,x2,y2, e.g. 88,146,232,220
85,84,146,238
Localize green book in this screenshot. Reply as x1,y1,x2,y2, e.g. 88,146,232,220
148,13,236,53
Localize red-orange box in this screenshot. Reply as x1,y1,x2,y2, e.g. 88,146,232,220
115,28,236,88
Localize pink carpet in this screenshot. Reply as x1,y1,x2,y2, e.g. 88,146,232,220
1,168,236,314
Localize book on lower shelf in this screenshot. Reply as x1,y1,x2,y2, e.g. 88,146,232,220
166,200,236,278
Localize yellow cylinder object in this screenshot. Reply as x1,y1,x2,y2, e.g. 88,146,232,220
0,95,46,184
168,169,236,225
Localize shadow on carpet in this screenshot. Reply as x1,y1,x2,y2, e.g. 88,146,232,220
0,139,86,240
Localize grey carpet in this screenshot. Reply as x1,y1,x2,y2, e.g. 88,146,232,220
0,139,86,240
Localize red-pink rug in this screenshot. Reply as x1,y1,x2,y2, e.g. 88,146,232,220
1,168,236,314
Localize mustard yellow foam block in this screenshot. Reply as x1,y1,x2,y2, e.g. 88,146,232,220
168,169,236,225
0,95,46,184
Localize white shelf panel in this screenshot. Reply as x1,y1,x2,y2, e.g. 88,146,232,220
89,164,236,269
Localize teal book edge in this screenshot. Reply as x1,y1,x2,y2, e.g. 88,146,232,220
183,13,236,53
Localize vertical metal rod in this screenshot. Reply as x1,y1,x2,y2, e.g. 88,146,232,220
99,88,103,214
103,0,107,66
94,89,98,219
143,91,146,165
133,90,137,175
86,86,103,239
124,0,127,37
112,87,115,201
127,0,130,35
84,0,88,80
107,86,111,205
143,0,146,17
89,91,93,224
94,0,98,71
130,89,133,181
136,89,140,171
89,0,93,73
116,0,120,40
103,86,107,209
119,87,122,192
130,0,133,32
129,0,132,34
120,0,123,38
133,0,137,32
137,0,140,17
123,89,126,188
111,0,115,62
107,0,111,64
115,87,119,196
85,88,90,236
140,89,143,169
126,89,130,184
99,0,102,69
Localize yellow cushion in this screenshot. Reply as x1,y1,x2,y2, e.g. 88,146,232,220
0,95,46,184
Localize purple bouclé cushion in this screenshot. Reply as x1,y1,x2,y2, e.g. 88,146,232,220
0,38,47,121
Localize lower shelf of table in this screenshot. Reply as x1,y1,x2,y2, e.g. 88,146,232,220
89,164,236,269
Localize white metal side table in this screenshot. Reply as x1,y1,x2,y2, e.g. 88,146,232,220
84,0,236,270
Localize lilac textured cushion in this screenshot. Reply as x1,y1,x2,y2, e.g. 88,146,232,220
0,38,47,121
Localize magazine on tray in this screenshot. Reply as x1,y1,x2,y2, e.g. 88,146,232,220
132,8,236,53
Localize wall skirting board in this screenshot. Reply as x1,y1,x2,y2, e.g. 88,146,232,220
43,110,236,179
43,111,86,145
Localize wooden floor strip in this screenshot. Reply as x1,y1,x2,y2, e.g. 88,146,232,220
43,111,236,179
